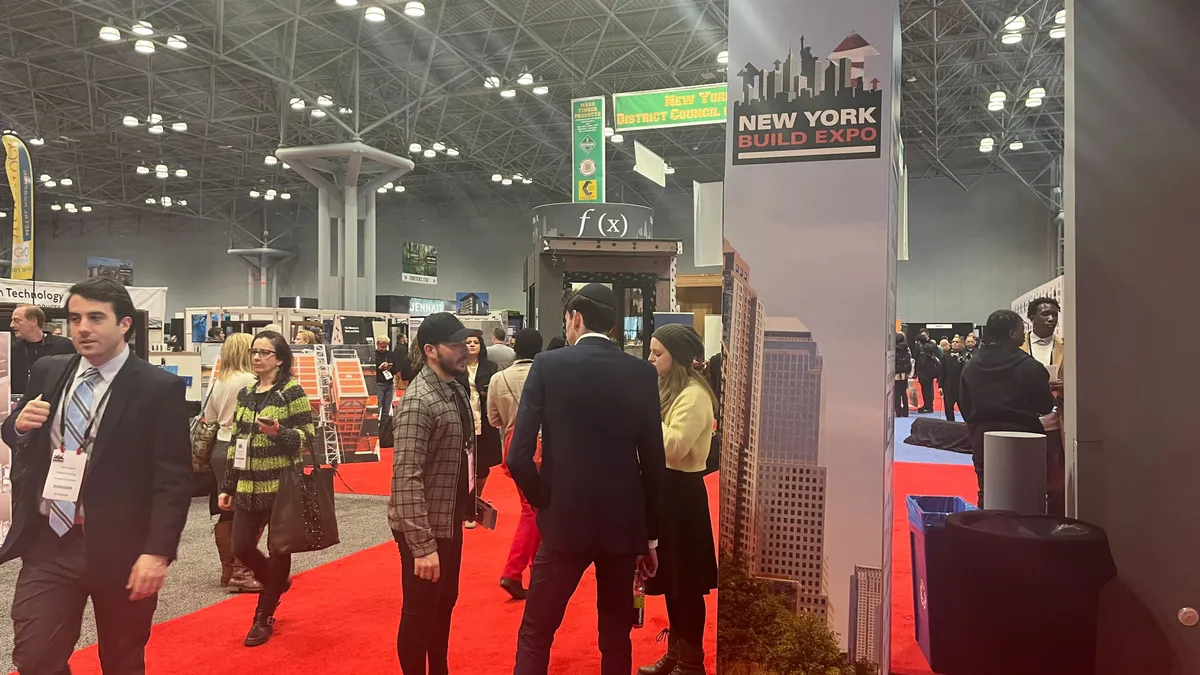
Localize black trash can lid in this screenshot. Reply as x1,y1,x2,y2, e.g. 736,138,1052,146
945,511,1118,585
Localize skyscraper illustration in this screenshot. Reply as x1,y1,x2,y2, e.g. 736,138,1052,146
849,564,884,664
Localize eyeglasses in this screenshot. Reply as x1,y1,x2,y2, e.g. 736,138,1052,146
249,349,276,358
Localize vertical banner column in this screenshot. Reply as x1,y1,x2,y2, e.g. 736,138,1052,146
719,1,900,674
571,96,606,203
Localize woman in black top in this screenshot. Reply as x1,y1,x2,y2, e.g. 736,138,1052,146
940,336,968,421
894,333,913,417
461,333,501,528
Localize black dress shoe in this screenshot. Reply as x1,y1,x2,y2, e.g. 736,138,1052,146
244,610,275,647
499,577,528,600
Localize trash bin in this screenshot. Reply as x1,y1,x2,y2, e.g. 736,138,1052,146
944,511,1117,675
906,495,976,673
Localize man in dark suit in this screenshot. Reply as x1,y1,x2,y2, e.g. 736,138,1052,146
507,283,667,675
1,278,192,674
10,304,76,395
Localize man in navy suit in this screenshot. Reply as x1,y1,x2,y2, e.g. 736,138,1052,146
507,283,667,675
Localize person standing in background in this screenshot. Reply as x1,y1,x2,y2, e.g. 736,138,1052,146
545,336,567,351
488,327,516,370
940,336,967,422
639,324,718,675
508,284,666,675
10,304,76,395
487,328,544,600
914,334,941,414
2,278,192,674
204,333,263,593
375,335,414,420
293,330,316,346
462,333,501,528
964,333,979,359
894,333,913,417
1021,297,1066,515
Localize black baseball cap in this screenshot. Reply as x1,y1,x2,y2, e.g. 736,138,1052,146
417,313,474,348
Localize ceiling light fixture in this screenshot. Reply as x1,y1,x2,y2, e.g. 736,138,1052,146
264,193,275,201
148,124,164,134
43,180,56,188
249,190,260,198
1049,26,1066,39
134,39,155,54
409,143,422,153
122,115,139,127
266,189,277,196
446,148,460,157
81,205,92,212
395,185,406,193
517,72,534,86
989,91,1007,102
1055,9,1066,24
167,35,187,49
155,164,168,172
148,113,162,124
155,171,168,179
404,1,426,17
99,26,121,41
317,95,333,107
136,166,150,175
501,178,513,186
175,169,187,177
65,203,75,210
282,162,290,169
161,196,172,206
264,155,278,165
38,173,51,182
311,109,327,118
290,97,305,110
131,21,154,36
717,50,729,65
280,193,291,200
29,137,44,146
611,133,624,143
0,211,6,218
665,166,676,175
1001,32,1022,45
521,178,532,184
336,0,358,6
338,107,353,114
60,178,73,186
500,89,517,98
1003,15,1026,31
432,142,445,151
364,6,386,22
979,143,994,154
51,204,62,211
377,186,387,194
532,85,549,96
1009,140,1024,150
1025,96,1043,107
604,126,615,138
987,100,1004,111
146,197,156,204
491,174,502,182
172,122,187,132
178,200,187,206
512,173,523,180
484,76,500,89
1029,86,1046,99
423,149,436,158
384,182,394,189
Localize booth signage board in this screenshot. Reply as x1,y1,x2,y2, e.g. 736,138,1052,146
0,279,167,327
571,97,606,203
409,297,443,317
531,202,654,240
401,242,438,285
2,135,34,280
613,84,729,132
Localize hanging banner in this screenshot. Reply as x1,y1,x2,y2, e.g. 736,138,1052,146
613,84,729,132
571,96,605,203
401,241,438,285
2,135,34,280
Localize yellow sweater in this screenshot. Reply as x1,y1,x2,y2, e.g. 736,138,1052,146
662,380,716,473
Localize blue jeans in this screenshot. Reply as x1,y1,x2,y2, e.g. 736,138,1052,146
378,382,394,418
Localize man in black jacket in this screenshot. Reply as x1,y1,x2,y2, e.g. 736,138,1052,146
960,310,1056,508
375,335,413,419
10,304,76,395
1,278,192,674
507,283,667,675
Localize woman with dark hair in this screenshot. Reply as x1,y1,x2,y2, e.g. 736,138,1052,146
546,335,567,351
461,332,501,528
895,332,913,417
217,330,315,647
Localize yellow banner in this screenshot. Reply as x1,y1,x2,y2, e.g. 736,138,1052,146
2,135,33,280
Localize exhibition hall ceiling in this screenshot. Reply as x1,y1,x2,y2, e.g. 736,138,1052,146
0,0,1063,223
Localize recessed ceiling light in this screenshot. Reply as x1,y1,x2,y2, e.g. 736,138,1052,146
423,149,436,158
131,21,154,36
604,126,614,138
432,142,446,152
280,193,291,200
38,173,51,182
175,169,187,177
1025,96,1043,107
249,190,260,198
1009,140,1024,151
717,50,729,64
517,72,534,86
364,6,386,22
81,205,92,212
264,155,278,165
501,178,513,186
532,85,549,96
148,113,162,124
336,0,358,6
99,26,121,41
311,109,327,118
491,174,502,182
43,180,56,188
134,39,155,54
172,122,187,132
29,137,44,146
316,95,333,107
404,1,426,17
122,116,139,127
1055,9,1066,24
60,178,73,186
289,97,305,110
136,166,149,175
446,147,460,157
394,185,405,192
1001,32,1022,44
611,133,624,143
1049,26,1066,39
167,35,187,49
51,204,61,211
148,124,164,134
987,100,1004,111
1003,15,1026,31
500,89,517,98
484,76,500,89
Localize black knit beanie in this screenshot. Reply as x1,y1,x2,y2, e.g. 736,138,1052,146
652,323,704,367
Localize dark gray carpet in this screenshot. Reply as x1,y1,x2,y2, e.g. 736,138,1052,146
0,493,390,673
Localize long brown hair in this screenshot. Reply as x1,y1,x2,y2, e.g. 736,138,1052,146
658,359,717,418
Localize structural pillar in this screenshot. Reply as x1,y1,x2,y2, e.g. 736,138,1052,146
317,188,331,307
364,190,377,308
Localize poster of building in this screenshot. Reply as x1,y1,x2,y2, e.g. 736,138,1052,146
455,292,489,316
401,242,438,285
86,257,134,285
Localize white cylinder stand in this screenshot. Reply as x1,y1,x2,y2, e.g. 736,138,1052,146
983,431,1047,514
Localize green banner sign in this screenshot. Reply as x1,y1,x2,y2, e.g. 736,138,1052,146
612,84,728,132
571,96,606,203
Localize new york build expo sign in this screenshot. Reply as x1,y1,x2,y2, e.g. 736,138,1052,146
613,84,728,132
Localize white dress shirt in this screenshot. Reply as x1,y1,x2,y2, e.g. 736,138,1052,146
1030,332,1055,367
38,345,132,520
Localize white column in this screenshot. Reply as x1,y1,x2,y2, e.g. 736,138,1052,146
364,190,377,309
343,185,359,310
317,189,330,307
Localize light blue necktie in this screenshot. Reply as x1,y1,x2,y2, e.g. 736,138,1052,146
48,367,101,536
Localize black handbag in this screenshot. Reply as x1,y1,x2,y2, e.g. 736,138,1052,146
379,413,394,449
268,436,340,556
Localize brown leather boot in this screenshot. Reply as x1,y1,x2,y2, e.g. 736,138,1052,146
214,521,235,586
228,564,264,593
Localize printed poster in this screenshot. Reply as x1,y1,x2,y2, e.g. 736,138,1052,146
401,242,438,285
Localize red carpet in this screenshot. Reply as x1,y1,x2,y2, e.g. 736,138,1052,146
50,461,717,674
889,461,977,675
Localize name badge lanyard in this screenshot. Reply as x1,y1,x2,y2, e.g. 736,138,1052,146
59,382,113,455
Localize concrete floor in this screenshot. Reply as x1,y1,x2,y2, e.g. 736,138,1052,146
0,493,391,674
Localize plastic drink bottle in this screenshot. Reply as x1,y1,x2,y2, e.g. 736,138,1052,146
633,578,646,628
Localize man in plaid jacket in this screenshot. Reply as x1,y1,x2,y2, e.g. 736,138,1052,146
389,312,478,675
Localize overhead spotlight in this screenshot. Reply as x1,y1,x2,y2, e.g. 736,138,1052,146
500,89,517,98
99,26,121,41
989,91,1007,103
155,164,168,172
987,100,1004,111
51,204,62,211
178,199,187,206
167,35,187,49
423,149,436,158
432,142,446,152
65,202,76,209
404,1,426,17
446,147,460,157
364,6,386,22
282,162,290,169
249,190,261,198
122,115,139,127
517,72,534,86
532,85,549,96
394,185,406,192
409,143,422,153
1003,15,1026,31
1009,140,1024,151
1055,9,1066,24
311,109,327,118
501,178,513,186
512,173,523,180
266,189,277,196
38,173,51,182
60,178,73,186
175,169,188,177
717,50,729,65
148,125,164,134
29,137,44,146
290,97,305,110
604,126,615,138
155,171,168,179
161,196,172,206
338,107,353,114
1025,96,1043,107
1001,32,1022,44
136,166,149,175
980,137,995,146
1029,86,1046,99
491,174,502,182
134,39,155,54
280,193,291,200
131,20,154,36
377,186,387,194
148,113,162,124
0,212,6,218
317,95,333,107
521,178,532,185
384,182,394,189
336,0,358,5
43,180,56,188
1049,26,1066,39
81,205,92,212
484,76,500,89
144,197,155,204
665,166,676,175
264,155,279,165
611,133,624,143
979,143,994,153
171,122,187,132
264,193,275,201
906,75,918,83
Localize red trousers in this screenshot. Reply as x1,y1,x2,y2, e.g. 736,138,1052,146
502,488,541,582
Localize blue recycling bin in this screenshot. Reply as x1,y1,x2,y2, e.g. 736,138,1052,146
907,495,976,672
